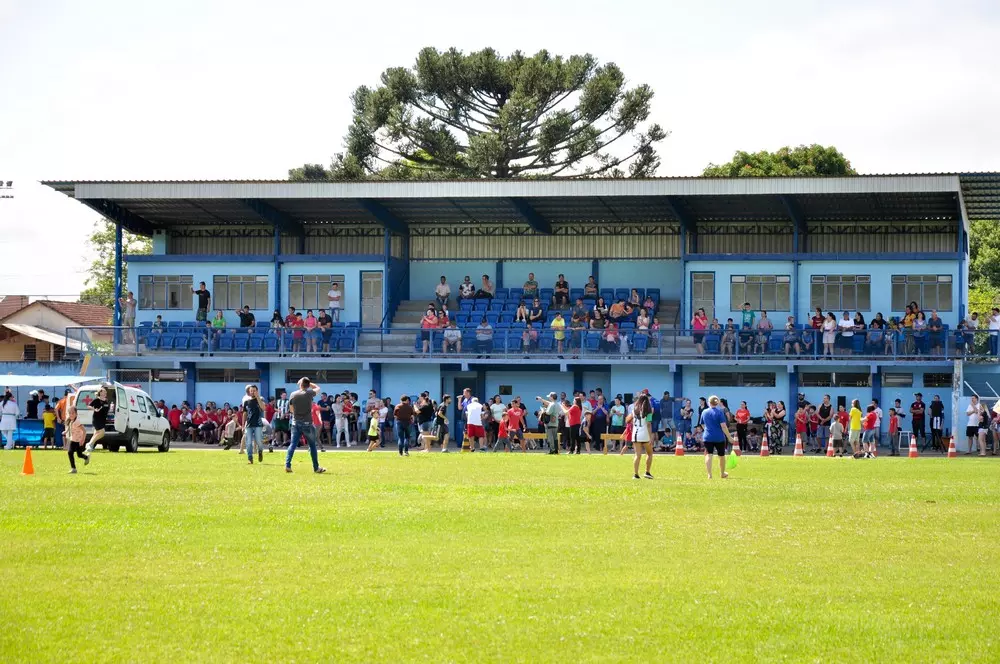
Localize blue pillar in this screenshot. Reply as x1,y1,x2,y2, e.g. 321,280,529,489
495,260,504,289
871,366,882,408
113,221,123,326
591,259,599,286
788,366,798,414
259,361,271,401
371,362,382,396
383,229,392,325
181,361,196,406
573,368,584,394
793,259,800,323
673,365,683,400
273,228,282,314
679,229,687,334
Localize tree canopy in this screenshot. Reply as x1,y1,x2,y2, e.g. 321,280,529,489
702,145,856,177
289,47,666,181
79,219,151,308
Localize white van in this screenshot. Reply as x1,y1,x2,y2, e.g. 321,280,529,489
72,382,171,453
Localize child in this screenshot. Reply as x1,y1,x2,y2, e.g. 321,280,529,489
365,409,381,452
492,413,511,453
221,415,239,450
830,416,845,457
794,405,808,447
692,424,705,453
41,403,56,449
888,407,900,457
66,407,89,473
808,405,820,452
747,427,760,453
849,399,864,459
862,405,878,458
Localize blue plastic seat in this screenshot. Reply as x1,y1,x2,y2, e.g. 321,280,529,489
263,335,279,353
500,313,514,323
486,313,499,325
146,334,162,350
494,288,509,300
508,288,523,300
539,288,554,301
181,321,199,331
570,288,584,300
249,334,265,352
456,314,469,326
851,334,866,354
171,334,190,351
634,288,645,301
599,289,614,303
538,331,554,352
346,322,360,328
215,335,234,352
488,300,505,312
414,334,423,352
705,334,721,354
473,300,488,311
159,333,176,350
614,288,630,302
337,337,356,352
620,322,635,331
459,300,474,310
167,321,183,329
646,288,660,301
585,331,601,352
632,334,649,353
768,333,785,353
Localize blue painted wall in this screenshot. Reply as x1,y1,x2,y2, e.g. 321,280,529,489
681,364,791,420
381,364,442,403
600,260,682,301
798,259,960,325
150,382,188,407
484,370,574,428
502,261,592,294
279,261,383,324
128,259,275,324
684,260,794,326
409,261,496,300
610,366,670,401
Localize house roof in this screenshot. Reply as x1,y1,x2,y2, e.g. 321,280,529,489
0,298,112,327
0,296,29,320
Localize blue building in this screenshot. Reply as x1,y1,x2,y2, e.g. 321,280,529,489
45,174,1000,437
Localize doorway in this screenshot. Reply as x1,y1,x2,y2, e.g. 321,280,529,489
691,272,715,322
361,271,384,327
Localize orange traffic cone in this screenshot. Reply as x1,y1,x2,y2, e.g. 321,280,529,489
674,431,684,457
826,437,834,457
760,433,770,457
908,435,919,459
733,437,742,456
793,434,804,457
21,447,35,476
947,437,957,458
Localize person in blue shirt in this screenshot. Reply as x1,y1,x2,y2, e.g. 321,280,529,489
700,395,733,479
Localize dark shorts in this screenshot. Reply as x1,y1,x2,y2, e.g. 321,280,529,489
196,308,208,322
421,330,431,341
274,419,290,432
704,440,726,456
693,333,705,344
966,426,979,438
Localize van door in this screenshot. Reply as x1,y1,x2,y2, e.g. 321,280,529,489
115,386,130,434
135,395,152,443
145,397,162,441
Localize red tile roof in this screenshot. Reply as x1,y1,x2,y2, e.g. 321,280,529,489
0,296,29,320
39,301,112,326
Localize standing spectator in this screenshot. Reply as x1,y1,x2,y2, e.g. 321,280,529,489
929,394,945,452
284,378,326,473
237,305,255,329
1,390,17,450
610,397,626,438
837,311,854,355
927,310,944,355
457,276,475,302
420,307,438,354
816,395,833,452
734,401,750,451
537,393,562,454
821,312,837,357
192,282,211,322
862,405,878,458
270,310,284,329
475,275,494,299
317,309,333,352
756,311,773,347
168,404,181,440
553,274,570,309
910,393,927,450
740,302,756,329
848,399,863,458
119,290,137,341
691,308,708,355
327,282,342,322
990,307,1000,356
660,391,675,439
317,393,332,448
303,310,318,353
810,307,824,330
887,407,901,456
463,397,487,453
434,276,451,309
965,396,984,455
551,311,566,355
522,273,539,299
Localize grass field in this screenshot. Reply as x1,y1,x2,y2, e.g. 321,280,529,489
1,448,998,663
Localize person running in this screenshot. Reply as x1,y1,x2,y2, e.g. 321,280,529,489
242,385,265,464
505,399,526,453
66,407,89,473
848,399,864,459
862,405,878,458
284,378,326,474
84,387,112,458
365,409,381,452
700,395,732,479
492,412,512,452
435,395,451,452
631,393,654,479
393,396,415,456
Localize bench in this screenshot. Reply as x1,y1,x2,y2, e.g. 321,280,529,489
522,431,562,451
600,432,623,455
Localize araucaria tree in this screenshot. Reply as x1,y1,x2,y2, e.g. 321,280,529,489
293,48,666,180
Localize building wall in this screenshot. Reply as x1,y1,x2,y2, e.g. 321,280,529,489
599,260,683,302
682,365,792,420
503,260,592,294
409,261,496,301
267,362,373,401
484,370,574,428
381,364,441,402
279,261,383,324
0,336,59,361
684,260,795,325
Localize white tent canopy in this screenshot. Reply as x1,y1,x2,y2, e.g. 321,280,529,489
2,323,87,351
0,375,103,387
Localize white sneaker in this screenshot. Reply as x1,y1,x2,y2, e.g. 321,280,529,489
69,468,77,474
85,443,94,454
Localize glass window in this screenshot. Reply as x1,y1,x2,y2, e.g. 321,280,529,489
832,372,871,388
196,368,261,382
730,275,790,312
800,373,833,387
287,274,346,310
890,275,952,311
809,275,871,312
882,372,913,387
213,275,269,310
284,369,358,384
139,275,193,310
137,397,147,413
923,373,952,388
699,372,776,388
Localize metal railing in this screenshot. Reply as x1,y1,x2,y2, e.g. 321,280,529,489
66,325,1000,362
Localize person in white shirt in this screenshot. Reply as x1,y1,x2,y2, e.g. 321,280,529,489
989,307,1000,356
464,397,486,452
327,283,342,322
837,311,855,355
435,276,451,309
872,398,883,446
0,391,18,450
966,396,985,455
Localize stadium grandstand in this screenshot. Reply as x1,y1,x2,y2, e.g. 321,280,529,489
44,173,1000,438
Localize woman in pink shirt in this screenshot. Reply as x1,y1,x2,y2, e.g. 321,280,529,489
420,308,438,354
303,309,318,353
691,307,708,355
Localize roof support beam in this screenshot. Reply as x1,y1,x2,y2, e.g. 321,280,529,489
242,198,305,238
360,199,408,235
510,198,552,234
80,198,157,236
780,194,807,252
664,196,696,253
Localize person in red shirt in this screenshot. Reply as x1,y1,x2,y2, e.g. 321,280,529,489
492,413,511,452
837,404,850,431
862,405,878,457
167,405,182,440
560,397,584,454
794,405,808,443
888,407,900,456
734,401,751,452
506,400,525,452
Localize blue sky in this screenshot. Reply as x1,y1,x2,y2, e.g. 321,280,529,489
1,0,998,297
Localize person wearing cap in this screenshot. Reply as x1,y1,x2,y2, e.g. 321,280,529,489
929,394,946,452
700,395,733,479
910,393,926,450
536,393,562,454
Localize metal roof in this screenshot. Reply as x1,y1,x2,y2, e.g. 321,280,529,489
41,173,1000,235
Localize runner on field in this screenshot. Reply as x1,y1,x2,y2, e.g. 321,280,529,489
631,393,654,479
84,387,111,458
700,395,732,479
66,407,89,473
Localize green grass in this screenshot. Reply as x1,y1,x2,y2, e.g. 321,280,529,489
1,449,998,663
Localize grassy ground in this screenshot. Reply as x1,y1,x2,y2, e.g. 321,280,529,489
1,448,997,663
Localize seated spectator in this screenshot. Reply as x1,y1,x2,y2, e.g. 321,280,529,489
515,300,529,324
593,297,609,319
642,294,655,312
435,276,451,308
602,321,620,352
739,323,754,355
522,272,539,299
783,317,802,355
608,299,627,322
852,311,866,333
201,320,216,352
151,315,164,332
584,276,598,298
551,312,566,354
237,306,255,328
520,323,538,354
801,325,815,354
317,309,333,351
636,308,650,335
590,310,607,330
420,307,438,353
708,317,721,332
270,310,284,329
442,320,462,354
437,305,450,328
528,299,544,325
753,326,769,354
571,298,588,322
721,320,736,356
553,274,569,309
458,276,475,301
475,318,493,355
475,274,494,299
756,310,773,342
629,289,641,307
866,314,885,352
212,310,227,331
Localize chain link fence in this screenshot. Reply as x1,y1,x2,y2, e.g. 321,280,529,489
106,369,153,395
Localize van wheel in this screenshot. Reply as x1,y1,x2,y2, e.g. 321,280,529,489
158,432,171,452
126,430,139,453
107,444,120,453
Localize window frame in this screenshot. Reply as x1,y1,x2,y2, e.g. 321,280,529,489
890,274,953,312
809,274,871,312
699,372,777,388
287,274,346,311
882,372,914,388
923,373,952,389
212,275,269,310
138,275,194,310
283,369,358,384
195,368,262,383
729,275,791,312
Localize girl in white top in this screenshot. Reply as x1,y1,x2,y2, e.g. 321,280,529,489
1,391,18,450
822,313,838,357
333,394,349,448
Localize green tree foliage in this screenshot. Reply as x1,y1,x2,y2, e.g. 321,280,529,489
290,47,666,180
79,219,151,308
968,284,999,318
703,145,856,177
969,219,1000,290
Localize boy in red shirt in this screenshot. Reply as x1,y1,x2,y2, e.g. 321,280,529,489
492,413,511,453
794,405,808,444
505,402,525,452
862,405,878,458
837,404,850,431
887,407,900,456
808,405,821,453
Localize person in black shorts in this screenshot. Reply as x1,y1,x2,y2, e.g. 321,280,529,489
910,393,926,450
85,386,112,458
700,395,733,479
